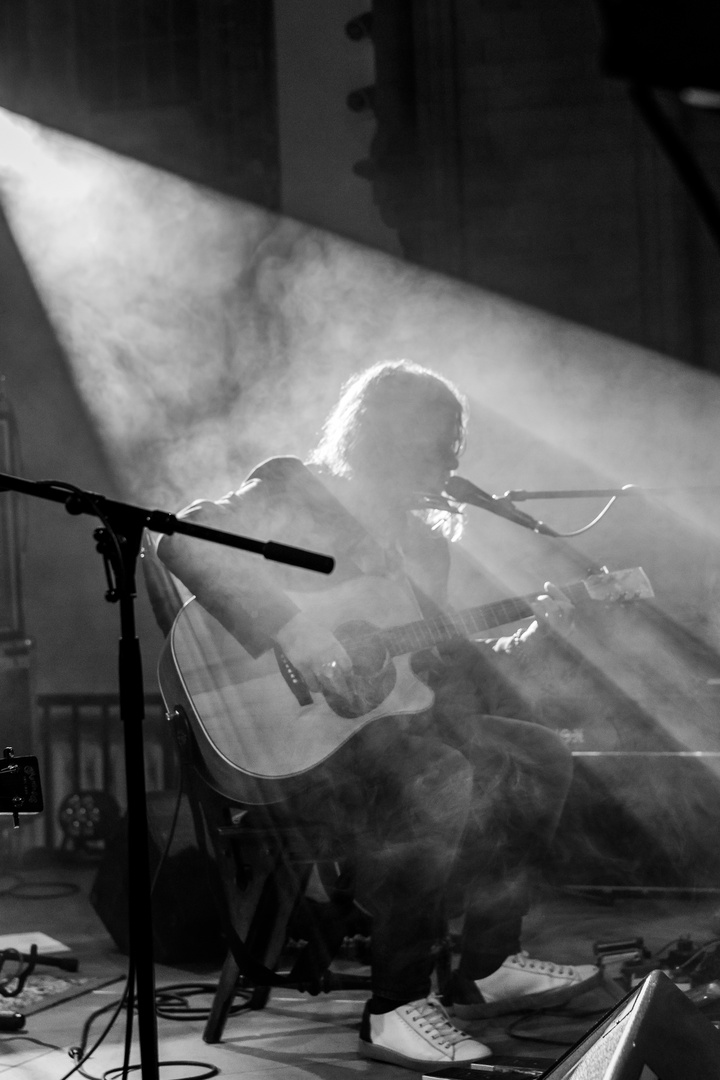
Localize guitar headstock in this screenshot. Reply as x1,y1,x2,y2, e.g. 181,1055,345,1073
582,567,654,602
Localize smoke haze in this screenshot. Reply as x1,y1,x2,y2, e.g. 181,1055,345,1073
2,111,720,886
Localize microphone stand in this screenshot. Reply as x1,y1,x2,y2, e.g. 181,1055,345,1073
501,484,720,501
475,497,560,536
486,483,720,598
0,469,334,1080
444,476,561,537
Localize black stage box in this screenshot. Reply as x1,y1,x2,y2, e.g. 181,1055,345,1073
90,790,225,965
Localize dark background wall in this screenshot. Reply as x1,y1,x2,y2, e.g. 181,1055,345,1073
364,0,720,365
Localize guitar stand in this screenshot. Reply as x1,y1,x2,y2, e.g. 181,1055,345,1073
0,469,334,1080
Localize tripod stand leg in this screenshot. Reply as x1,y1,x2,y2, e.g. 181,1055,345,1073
204,952,242,1044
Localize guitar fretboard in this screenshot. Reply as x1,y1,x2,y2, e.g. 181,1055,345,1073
382,581,589,656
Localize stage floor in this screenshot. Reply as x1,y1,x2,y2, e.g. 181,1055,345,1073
1,857,719,1079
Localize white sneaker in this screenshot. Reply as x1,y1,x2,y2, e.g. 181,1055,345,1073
452,951,602,1019
358,995,492,1070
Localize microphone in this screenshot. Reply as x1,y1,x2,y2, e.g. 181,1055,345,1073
445,475,559,536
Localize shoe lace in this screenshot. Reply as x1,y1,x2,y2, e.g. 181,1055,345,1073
510,950,574,976
410,996,472,1047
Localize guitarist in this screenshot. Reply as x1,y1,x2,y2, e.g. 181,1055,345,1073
158,359,600,1071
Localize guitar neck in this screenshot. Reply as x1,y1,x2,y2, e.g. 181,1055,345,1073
385,580,588,655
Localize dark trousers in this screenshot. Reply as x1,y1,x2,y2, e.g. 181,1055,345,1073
285,641,574,1002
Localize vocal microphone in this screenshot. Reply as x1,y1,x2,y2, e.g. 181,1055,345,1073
445,475,559,536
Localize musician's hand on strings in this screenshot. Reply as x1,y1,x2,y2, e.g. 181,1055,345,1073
274,612,353,696
530,582,574,635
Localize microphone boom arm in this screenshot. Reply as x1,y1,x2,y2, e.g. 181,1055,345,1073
444,475,560,537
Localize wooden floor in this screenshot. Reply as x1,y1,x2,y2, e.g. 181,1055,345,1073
2,851,720,1080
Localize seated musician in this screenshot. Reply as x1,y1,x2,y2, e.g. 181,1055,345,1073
157,359,600,1070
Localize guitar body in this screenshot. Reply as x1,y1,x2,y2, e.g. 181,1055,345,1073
159,575,434,803
158,564,653,804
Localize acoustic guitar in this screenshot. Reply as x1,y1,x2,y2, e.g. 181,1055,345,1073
158,566,653,803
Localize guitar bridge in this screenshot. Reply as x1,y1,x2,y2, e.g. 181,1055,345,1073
273,645,313,707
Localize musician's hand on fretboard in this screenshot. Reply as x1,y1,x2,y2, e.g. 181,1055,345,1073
529,581,574,636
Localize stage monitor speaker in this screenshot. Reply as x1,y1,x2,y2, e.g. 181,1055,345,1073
90,790,225,965
540,969,720,1078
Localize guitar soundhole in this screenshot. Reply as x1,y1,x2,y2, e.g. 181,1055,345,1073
324,620,396,720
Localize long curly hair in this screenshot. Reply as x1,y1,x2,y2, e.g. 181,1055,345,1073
309,359,468,539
